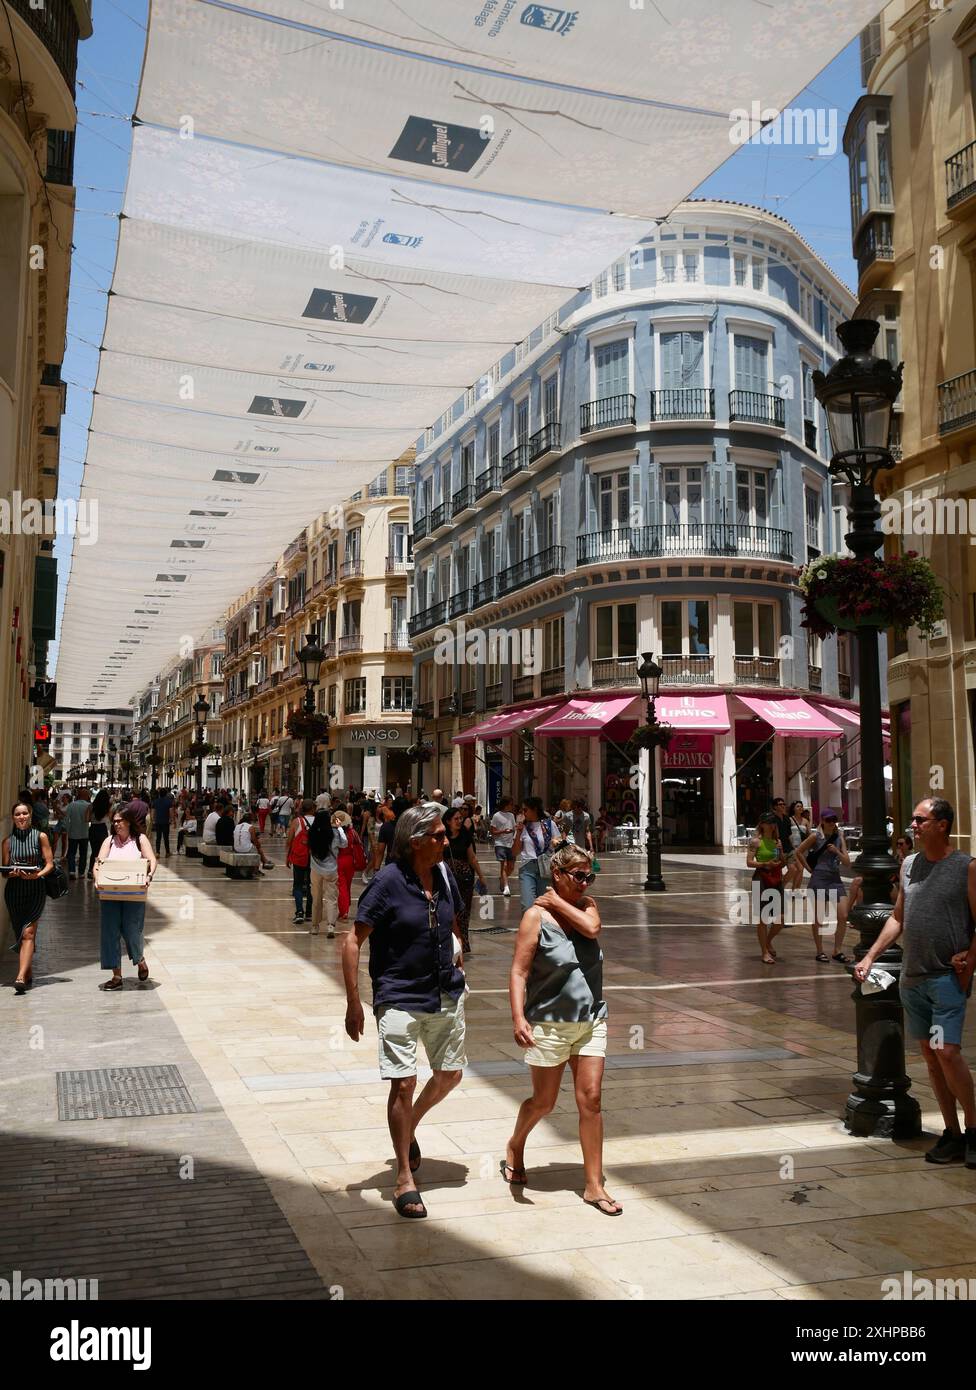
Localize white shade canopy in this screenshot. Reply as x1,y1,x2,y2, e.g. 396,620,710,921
57,0,881,706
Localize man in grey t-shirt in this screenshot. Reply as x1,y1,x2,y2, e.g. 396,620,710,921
856,797,976,1166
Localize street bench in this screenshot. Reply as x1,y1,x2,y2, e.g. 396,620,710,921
184,833,200,858
219,848,262,880
201,841,222,868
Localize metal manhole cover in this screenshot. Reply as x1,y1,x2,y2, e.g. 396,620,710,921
56,1065,197,1121
474,926,517,935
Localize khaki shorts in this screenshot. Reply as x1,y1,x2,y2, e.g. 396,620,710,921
523,1018,608,1068
376,994,467,1079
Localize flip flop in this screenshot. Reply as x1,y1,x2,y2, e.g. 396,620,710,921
831,952,853,964
762,953,776,964
500,1159,527,1185
815,953,830,963
393,1189,427,1219
584,1196,623,1216
409,1139,421,1173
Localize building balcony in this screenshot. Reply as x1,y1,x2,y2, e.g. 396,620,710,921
838,673,852,699
734,656,780,686
412,514,429,543
341,557,363,580
947,140,976,215
451,482,477,519
416,700,434,720
485,682,503,709
649,387,714,422
322,640,337,661
855,213,894,287
577,523,792,565
808,664,822,693
323,569,338,589
449,590,470,620
512,674,536,701
540,666,565,696
592,657,637,687
7,0,83,97
438,695,458,717
382,697,414,713
45,129,75,185
729,390,785,430
661,654,715,685
528,420,561,461
408,600,448,637
460,688,478,714
472,576,497,609
475,465,503,501
429,502,449,536
495,545,565,599
938,370,976,437
803,418,818,453
580,393,636,434
501,441,530,484
284,535,308,562
384,630,412,651
385,555,411,575
338,634,363,654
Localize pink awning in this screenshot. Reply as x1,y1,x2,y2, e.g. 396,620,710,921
813,702,860,729
534,695,638,737
452,702,561,745
738,696,843,739
655,693,731,733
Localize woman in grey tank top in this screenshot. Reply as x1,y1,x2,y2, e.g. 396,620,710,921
504,845,621,1216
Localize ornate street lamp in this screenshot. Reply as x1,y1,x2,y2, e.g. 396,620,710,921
637,654,666,893
193,695,210,796
148,718,162,797
120,733,133,784
97,750,105,788
813,317,919,1139
248,737,262,797
297,630,325,799
410,705,428,799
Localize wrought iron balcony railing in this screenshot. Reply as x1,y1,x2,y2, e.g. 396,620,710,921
591,657,637,687
451,483,475,516
412,514,429,542
448,590,470,620
495,545,565,599
540,666,565,696
8,0,82,96
729,390,786,428
407,600,448,637
855,214,894,280
947,140,976,210
661,655,715,685
512,675,535,701
577,524,792,564
580,393,636,433
471,576,497,608
338,634,363,654
734,656,780,686
384,630,412,650
938,370,976,435
502,441,530,482
649,387,714,421
475,466,502,499
429,502,447,532
341,557,363,579
528,421,561,460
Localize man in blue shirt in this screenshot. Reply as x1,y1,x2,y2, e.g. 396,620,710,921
342,802,465,1220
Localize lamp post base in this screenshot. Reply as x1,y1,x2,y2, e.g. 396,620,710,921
643,878,667,892
844,1088,922,1140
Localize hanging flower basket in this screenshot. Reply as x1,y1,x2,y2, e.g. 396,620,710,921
628,722,674,753
285,710,330,741
799,552,945,641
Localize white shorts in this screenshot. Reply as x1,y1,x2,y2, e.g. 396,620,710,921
523,1018,608,1068
376,994,467,1079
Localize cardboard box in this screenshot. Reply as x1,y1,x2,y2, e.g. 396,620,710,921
97,861,148,903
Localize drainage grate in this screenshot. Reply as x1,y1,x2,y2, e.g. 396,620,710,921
474,926,517,936
56,1065,197,1121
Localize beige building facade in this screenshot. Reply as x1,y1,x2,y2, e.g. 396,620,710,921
0,0,90,831
847,3,976,848
133,628,225,792
222,457,414,800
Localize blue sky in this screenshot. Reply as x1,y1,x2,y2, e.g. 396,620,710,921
52,2,862,673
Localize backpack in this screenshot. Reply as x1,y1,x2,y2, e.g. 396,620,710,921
347,827,368,872
806,830,837,872
287,815,312,868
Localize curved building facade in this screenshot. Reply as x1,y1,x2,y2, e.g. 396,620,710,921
409,200,860,848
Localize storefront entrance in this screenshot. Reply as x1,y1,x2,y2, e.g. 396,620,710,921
661,736,715,845
735,722,773,828
604,745,639,825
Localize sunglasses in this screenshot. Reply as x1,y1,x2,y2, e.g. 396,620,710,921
427,829,448,841
561,869,596,886
910,815,931,825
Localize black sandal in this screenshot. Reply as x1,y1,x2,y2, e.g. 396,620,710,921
13,979,27,995
500,1160,527,1185
831,952,853,965
408,1139,421,1173
815,953,830,963
394,1189,427,1219
102,976,123,990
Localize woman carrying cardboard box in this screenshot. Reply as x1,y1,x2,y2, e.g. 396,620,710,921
92,807,157,991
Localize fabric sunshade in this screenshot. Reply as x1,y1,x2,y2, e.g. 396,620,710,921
654,693,731,733
55,0,883,704
812,702,860,728
738,696,843,739
534,696,638,737
452,703,561,744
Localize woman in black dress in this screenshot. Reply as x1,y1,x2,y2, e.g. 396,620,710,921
443,805,486,956
3,800,55,993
